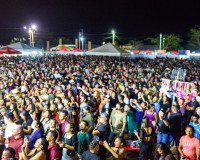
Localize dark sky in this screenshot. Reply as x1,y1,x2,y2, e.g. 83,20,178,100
0,0,200,45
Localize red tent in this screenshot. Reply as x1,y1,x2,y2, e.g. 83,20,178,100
58,48,69,51
170,50,179,55
70,48,83,52
133,49,141,54
0,47,22,55
145,49,152,54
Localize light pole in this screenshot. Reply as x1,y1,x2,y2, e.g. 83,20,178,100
81,37,84,50
112,30,115,45
163,37,165,49
159,33,162,52
24,25,37,46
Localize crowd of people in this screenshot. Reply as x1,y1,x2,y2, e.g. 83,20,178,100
0,55,199,160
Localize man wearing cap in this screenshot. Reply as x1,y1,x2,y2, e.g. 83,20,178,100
92,113,110,160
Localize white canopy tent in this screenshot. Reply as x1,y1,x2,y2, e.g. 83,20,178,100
7,42,43,55
86,43,130,57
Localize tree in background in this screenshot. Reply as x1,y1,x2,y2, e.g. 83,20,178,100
127,39,143,50
35,39,45,49
147,34,183,51
187,26,200,50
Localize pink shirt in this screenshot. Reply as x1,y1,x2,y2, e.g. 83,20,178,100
180,135,200,160
58,120,68,135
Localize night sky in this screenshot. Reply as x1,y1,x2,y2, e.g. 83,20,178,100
0,0,200,45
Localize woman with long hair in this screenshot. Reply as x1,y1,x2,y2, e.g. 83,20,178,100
139,117,154,160
103,137,127,160
59,123,78,160
25,98,36,121
9,103,20,123
20,110,33,137
22,138,48,160
154,143,176,160
40,110,52,134
144,104,158,130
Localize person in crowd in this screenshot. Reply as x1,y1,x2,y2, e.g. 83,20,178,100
168,105,182,147
80,106,94,134
178,98,187,135
29,120,43,150
46,119,60,142
82,140,101,160
46,131,61,160
160,96,171,114
139,117,154,160
1,147,16,160
79,95,88,117
156,109,169,145
92,112,110,160
58,110,69,136
189,114,200,140
77,120,91,158
178,125,200,160
124,104,140,140
187,97,199,123
154,142,176,160
130,100,146,126
0,124,24,160
151,96,160,113
55,97,64,112
21,138,48,160
20,110,33,137
4,112,16,139
50,103,59,122
108,103,126,144
59,123,78,160
144,103,158,130
103,137,127,160
9,103,20,123
41,110,52,133
101,95,111,115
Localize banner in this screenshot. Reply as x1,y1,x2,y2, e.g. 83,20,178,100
161,79,194,100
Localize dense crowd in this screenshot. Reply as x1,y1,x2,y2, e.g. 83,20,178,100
0,55,199,160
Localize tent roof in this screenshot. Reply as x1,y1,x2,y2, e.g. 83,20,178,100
86,43,130,56
7,42,41,51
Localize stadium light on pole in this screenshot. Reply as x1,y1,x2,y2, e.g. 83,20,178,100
24,24,37,47
112,30,115,45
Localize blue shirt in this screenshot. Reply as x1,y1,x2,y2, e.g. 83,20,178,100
189,122,200,140
28,128,43,150
151,102,160,112
135,106,145,126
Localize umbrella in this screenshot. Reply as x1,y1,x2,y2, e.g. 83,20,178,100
0,47,22,55
145,49,152,54
70,48,83,52
133,49,141,54
170,50,179,55
58,48,69,51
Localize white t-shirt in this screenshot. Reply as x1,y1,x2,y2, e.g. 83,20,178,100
41,94,49,106
4,122,16,138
